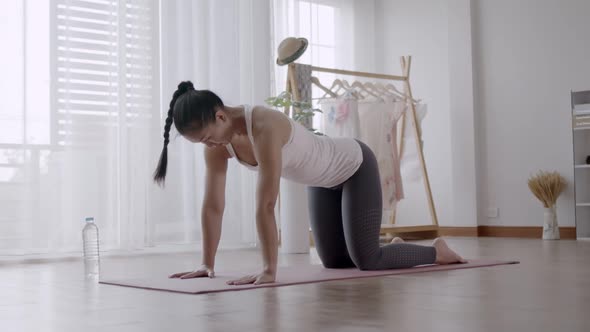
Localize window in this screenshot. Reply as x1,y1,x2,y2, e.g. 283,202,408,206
0,0,159,253
54,0,158,148
291,1,346,131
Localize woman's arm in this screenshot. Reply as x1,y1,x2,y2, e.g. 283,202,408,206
169,146,228,279
201,146,229,269
252,126,282,277
227,109,286,285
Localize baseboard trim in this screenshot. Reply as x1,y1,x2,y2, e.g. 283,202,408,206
284,226,578,247
436,227,479,237
438,226,577,239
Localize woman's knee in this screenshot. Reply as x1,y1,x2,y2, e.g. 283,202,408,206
352,258,377,271
318,252,356,269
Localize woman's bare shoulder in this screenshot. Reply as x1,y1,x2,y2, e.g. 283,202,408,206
204,144,230,165
251,105,289,120
250,106,292,144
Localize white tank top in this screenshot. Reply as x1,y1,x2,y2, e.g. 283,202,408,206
226,105,363,188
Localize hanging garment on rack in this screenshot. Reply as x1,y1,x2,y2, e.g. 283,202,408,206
399,103,427,183
319,96,361,139
358,100,405,210
293,64,313,129
293,63,312,102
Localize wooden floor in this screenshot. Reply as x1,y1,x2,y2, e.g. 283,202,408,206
1,237,589,332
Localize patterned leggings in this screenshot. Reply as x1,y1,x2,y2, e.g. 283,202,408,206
307,140,436,270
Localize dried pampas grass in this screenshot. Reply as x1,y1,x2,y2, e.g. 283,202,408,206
527,171,567,208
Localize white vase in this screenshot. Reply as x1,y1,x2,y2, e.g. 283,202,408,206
279,178,310,253
542,205,560,240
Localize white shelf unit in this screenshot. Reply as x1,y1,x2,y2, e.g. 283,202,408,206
571,90,590,239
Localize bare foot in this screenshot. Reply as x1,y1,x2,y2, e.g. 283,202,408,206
432,238,467,264
390,237,405,244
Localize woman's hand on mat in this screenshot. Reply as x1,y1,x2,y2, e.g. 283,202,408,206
226,270,276,286
169,265,215,279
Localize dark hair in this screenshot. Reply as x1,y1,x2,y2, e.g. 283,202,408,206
153,81,224,186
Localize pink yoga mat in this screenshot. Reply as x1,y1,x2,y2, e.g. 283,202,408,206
99,259,518,294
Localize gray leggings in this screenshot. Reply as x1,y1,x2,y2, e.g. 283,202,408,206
307,140,436,270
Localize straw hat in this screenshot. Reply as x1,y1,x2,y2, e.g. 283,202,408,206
276,37,308,66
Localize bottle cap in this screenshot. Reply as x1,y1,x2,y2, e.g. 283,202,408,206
85,217,94,222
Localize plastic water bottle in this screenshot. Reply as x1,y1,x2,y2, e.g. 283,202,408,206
82,217,100,279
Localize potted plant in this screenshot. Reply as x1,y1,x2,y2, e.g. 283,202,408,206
265,91,322,134
527,171,567,240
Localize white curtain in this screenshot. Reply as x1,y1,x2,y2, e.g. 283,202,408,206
153,0,273,249
0,0,273,257
0,0,377,257
271,0,376,129
0,0,160,255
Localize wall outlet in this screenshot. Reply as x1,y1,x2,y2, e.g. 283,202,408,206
487,207,499,218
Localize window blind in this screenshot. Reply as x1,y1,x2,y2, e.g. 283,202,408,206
54,0,158,148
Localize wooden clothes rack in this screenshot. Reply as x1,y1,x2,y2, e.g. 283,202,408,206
284,56,439,234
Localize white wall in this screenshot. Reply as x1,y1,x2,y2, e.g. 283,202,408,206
448,0,478,228
375,0,590,230
471,0,590,228
375,0,462,227
352,0,377,72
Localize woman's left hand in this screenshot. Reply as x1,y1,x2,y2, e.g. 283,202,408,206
226,271,276,285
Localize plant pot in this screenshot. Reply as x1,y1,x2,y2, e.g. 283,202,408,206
542,205,560,240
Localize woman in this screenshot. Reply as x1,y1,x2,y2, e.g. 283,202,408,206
154,81,466,286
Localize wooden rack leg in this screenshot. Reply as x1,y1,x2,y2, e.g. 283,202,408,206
389,58,407,227
289,63,302,103
401,56,439,227
389,114,404,226
284,65,292,116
